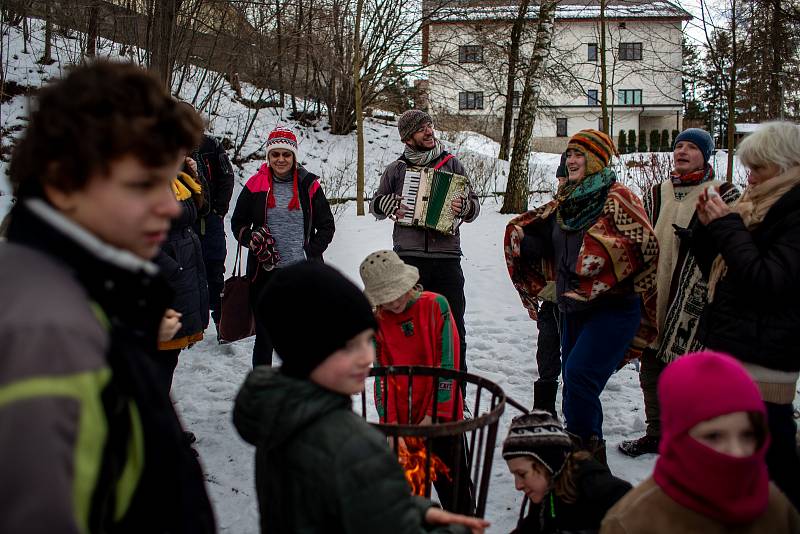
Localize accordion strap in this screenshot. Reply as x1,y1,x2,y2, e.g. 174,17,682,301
432,153,454,170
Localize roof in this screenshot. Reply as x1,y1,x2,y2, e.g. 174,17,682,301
735,123,761,134
424,0,691,23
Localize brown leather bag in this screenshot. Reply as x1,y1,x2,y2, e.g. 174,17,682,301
219,231,256,342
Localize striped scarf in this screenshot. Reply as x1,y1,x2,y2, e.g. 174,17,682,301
403,140,445,168
556,167,617,231
671,164,714,186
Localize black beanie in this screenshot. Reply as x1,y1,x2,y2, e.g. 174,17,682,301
258,261,377,378
502,410,572,476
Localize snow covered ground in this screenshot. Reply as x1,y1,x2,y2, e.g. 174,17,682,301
172,195,657,533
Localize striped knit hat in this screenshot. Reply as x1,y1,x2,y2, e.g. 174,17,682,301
502,410,572,476
266,127,299,160
567,129,617,176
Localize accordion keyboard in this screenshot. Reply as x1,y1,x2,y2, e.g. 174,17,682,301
398,171,421,224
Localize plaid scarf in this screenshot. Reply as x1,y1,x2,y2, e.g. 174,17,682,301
556,167,616,231
671,164,714,186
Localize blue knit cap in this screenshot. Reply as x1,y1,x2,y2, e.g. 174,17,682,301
673,128,714,165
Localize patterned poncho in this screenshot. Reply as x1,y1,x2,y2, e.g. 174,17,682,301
504,181,659,357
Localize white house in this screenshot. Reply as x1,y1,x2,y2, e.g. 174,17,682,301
422,0,691,152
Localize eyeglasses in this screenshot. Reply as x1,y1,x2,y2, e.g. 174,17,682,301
415,123,435,134
269,151,294,159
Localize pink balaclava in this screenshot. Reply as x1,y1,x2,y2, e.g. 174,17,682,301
654,351,770,524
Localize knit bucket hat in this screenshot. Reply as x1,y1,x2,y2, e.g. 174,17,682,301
502,410,573,476
397,110,433,142
266,126,299,160
566,129,617,176
359,250,420,307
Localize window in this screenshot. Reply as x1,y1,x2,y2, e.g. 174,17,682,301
556,118,568,137
512,91,521,108
587,43,598,61
587,89,599,106
459,45,483,63
459,91,484,110
617,89,642,105
619,42,642,60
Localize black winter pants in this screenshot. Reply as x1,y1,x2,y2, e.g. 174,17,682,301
154,349,181,396
251,269,276,367
765,402,800,510
535,300,561,383
431,434,475,516
399,256,467,374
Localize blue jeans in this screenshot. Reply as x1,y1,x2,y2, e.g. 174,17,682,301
561,296,641,440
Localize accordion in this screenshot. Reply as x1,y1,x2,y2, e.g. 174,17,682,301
396,168,471,235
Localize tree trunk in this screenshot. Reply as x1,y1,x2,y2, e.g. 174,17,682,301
86,0,98,57
149,0,181,90
40,3,53,65
498,0,530,161
600,0,609,133
726,0,737,183
501,1,557,214
354,0,366,215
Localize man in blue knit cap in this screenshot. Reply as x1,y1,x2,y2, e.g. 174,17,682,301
619,127,741,457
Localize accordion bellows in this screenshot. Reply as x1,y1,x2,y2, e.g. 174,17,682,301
397,168,471,235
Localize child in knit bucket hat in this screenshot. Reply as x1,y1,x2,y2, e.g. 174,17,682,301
232,261,489,533
602,351,800,533
503,410,631,534
360,249,474,514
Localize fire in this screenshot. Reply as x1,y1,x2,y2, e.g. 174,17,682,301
397,437,452,496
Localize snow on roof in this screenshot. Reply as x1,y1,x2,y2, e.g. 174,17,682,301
735,123,761,134
425,0,691,23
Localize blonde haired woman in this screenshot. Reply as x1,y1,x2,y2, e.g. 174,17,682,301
691,121,800,508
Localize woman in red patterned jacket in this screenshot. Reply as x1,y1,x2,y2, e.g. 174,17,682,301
504,129,659,466
360,249,473,515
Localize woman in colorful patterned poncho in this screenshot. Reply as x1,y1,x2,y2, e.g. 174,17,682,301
504,129,659,465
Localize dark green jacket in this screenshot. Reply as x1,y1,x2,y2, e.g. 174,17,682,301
233,367,470,534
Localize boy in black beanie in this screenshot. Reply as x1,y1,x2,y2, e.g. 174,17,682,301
233,261,489,533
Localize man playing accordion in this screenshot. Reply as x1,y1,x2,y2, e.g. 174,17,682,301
370,110,480,379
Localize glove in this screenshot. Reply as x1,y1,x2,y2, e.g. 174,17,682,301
250,226,281,270
456,195,474,219
375,194,400,217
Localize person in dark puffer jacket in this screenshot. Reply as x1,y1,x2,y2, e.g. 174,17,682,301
153,161,209,395
233,261,489,534
231,126,335,367
690,121,800,509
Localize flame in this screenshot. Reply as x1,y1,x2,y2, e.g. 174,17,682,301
397,437,452,496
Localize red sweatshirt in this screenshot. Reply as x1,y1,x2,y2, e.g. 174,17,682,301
374,291,463,424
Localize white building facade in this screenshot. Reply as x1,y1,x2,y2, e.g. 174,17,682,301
422,1,690,152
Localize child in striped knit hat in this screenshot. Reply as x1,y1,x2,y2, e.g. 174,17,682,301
503,410,631,534
504,129,658,463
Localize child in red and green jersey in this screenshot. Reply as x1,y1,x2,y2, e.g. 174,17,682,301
359,249,463,424
360,250,473,514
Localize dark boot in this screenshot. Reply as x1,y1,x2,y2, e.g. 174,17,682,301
533,380,559,417
618,434,660,457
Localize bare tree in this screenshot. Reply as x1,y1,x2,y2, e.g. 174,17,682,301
501,0,558,214
354,0,366,215
498,0,531,161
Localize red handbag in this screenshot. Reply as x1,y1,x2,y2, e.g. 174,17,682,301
219,231,256,342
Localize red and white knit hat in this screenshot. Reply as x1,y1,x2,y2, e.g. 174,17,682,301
266,127,299,159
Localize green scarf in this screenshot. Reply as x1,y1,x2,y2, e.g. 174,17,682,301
556,167,617,231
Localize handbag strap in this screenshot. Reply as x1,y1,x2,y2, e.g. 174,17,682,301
234,227,248,277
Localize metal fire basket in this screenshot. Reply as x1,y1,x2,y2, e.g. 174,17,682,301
359,366,527,518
